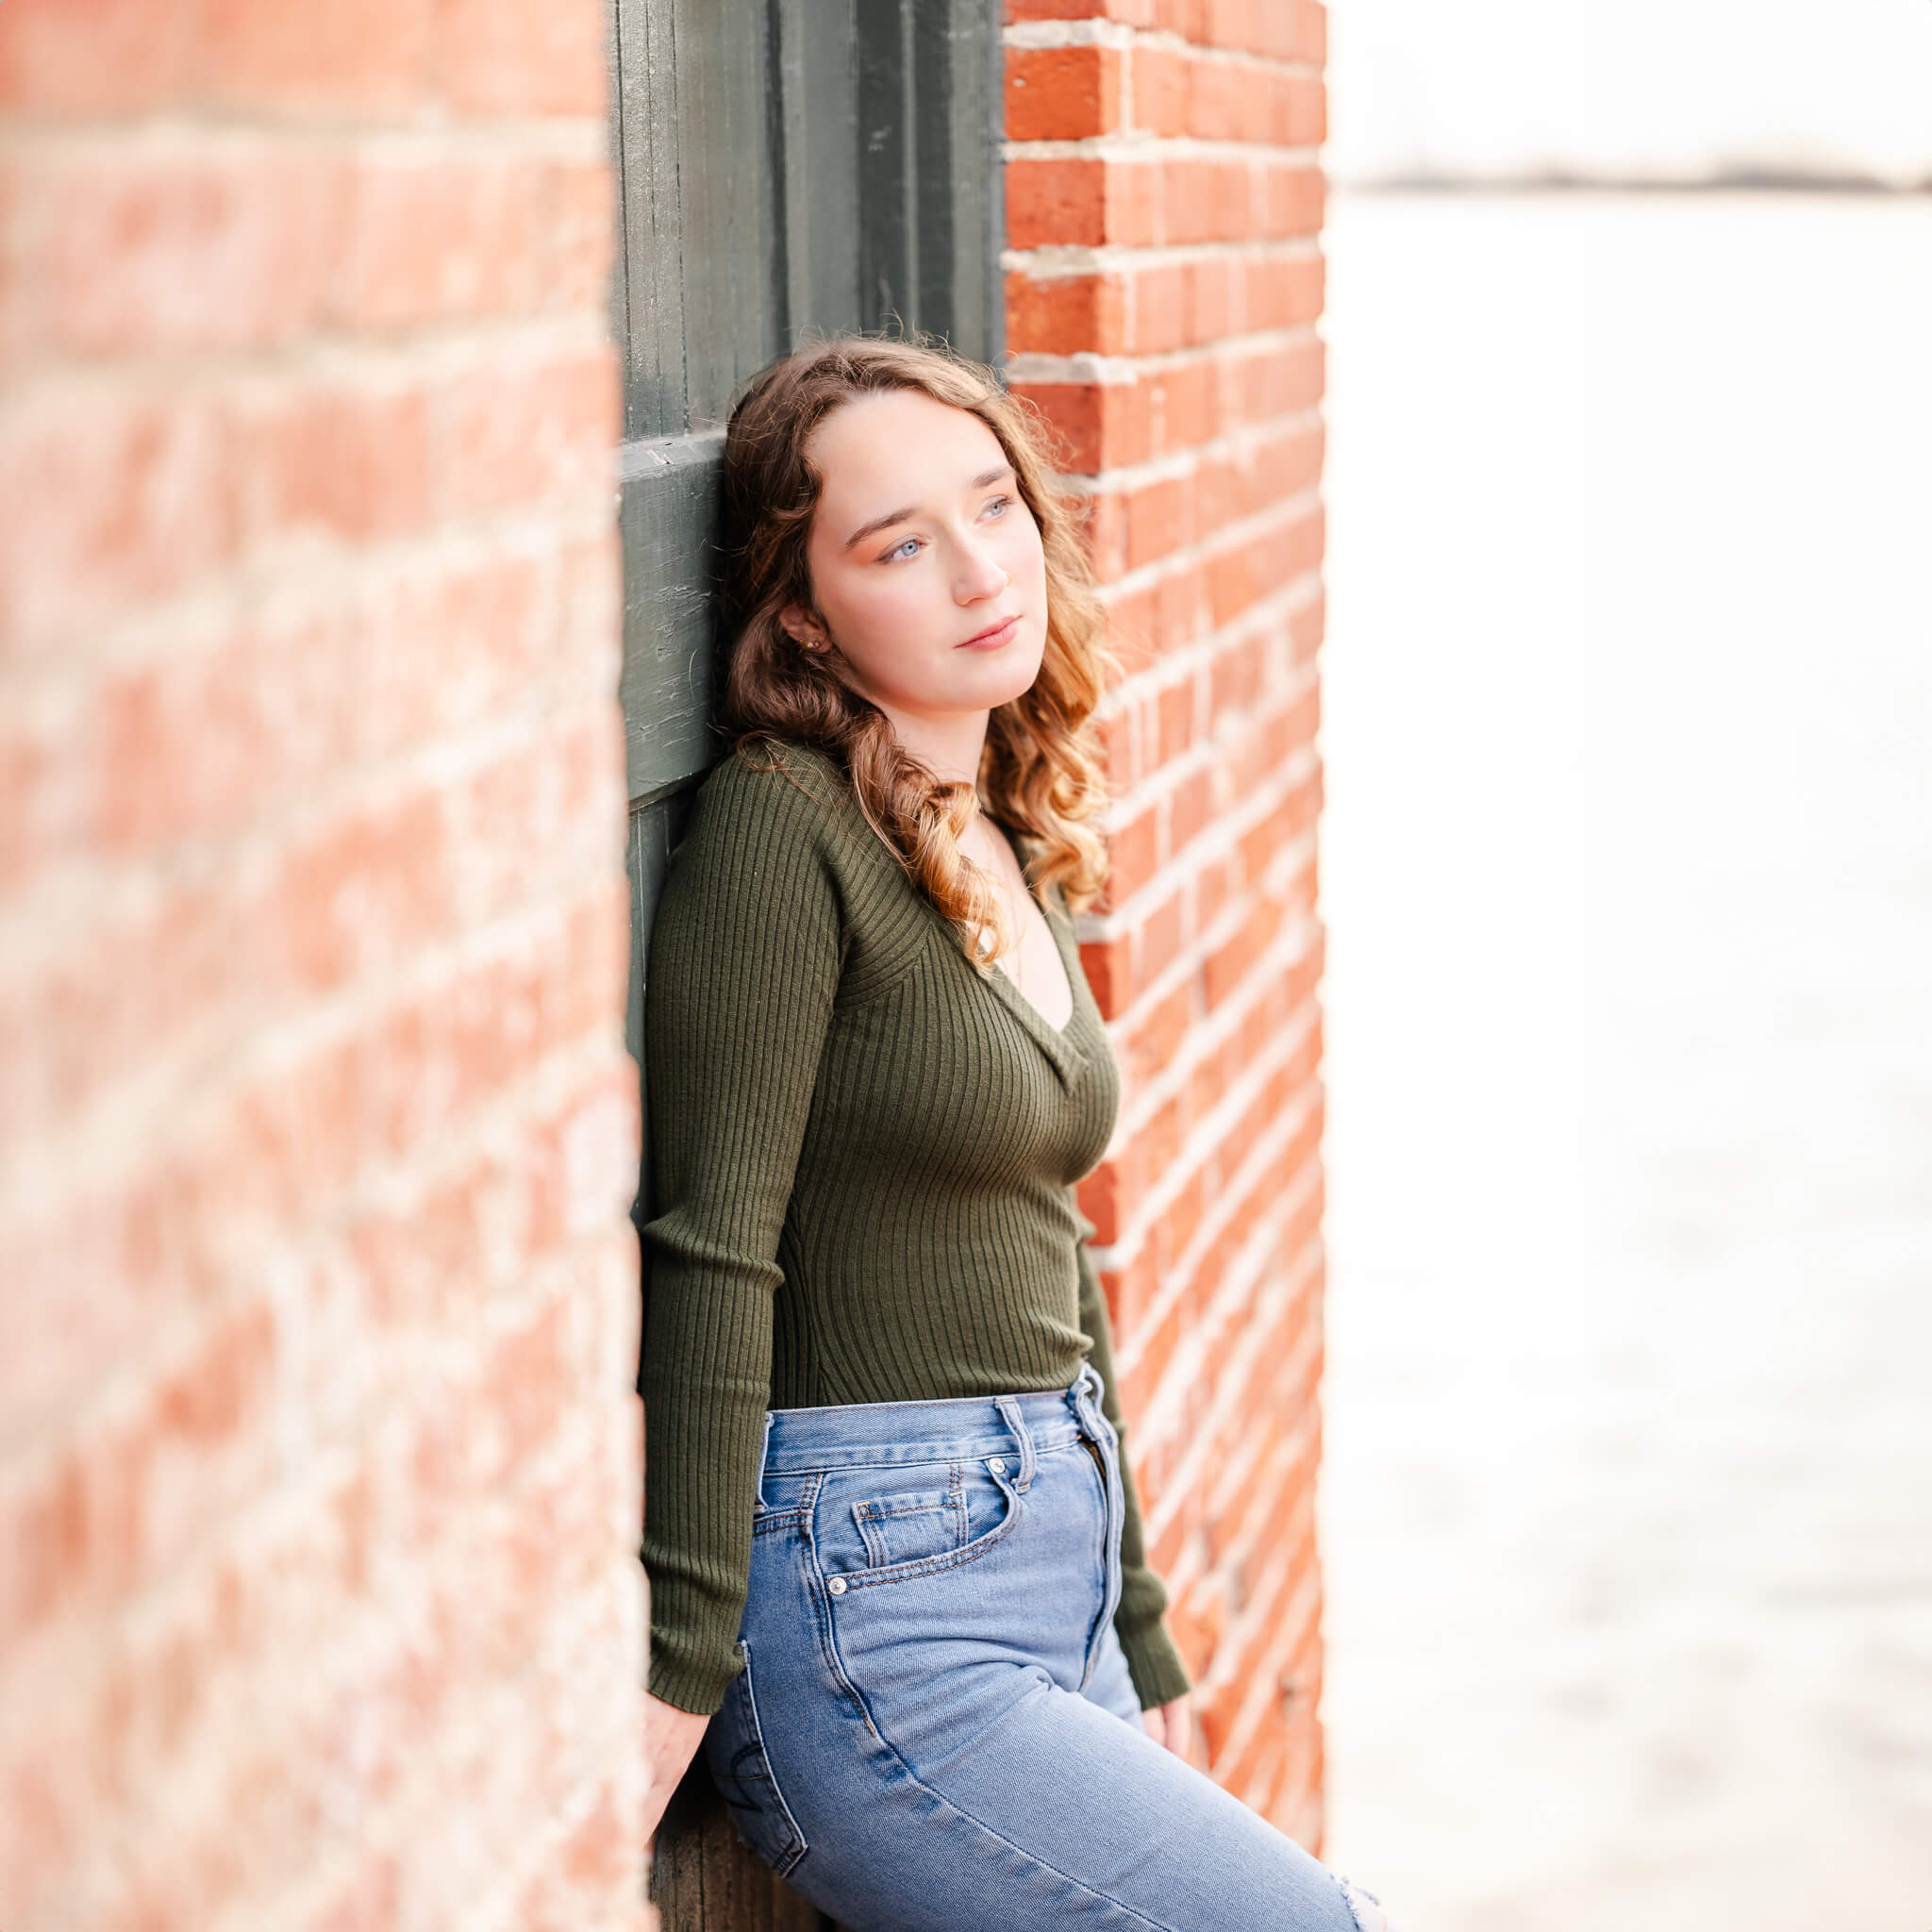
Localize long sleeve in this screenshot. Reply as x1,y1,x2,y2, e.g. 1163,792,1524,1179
1072,1193,1193,1710
639,759,845,1715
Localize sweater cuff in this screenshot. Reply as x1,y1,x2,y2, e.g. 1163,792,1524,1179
1117,1613,1193,1711
647,1642,740,1718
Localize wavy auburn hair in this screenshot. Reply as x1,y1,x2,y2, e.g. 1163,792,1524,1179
714,335,1115,968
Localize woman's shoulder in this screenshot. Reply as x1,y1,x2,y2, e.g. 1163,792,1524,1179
666,736,902,931
650,741,853,969
690,736,854,830
677,736,858,859
657,738,926,985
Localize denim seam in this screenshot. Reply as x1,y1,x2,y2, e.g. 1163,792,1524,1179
852,1503,886,1569
801,1472,886,1745
767,1380,1091,1420
1074,1437,1112,1690
724,1640,810,1876
753,1411,775,1510
763,1431,1085,1475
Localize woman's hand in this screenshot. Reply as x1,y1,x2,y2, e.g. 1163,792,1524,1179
1141,1693,1192,1758
642,1692,715,1842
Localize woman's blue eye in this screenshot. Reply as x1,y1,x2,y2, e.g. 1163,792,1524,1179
983,495,1010,518
884,537,921,561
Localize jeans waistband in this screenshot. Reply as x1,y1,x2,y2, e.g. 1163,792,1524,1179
758,1364,1109,1481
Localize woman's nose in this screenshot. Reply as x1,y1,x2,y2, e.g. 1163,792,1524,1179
954,545,1011,603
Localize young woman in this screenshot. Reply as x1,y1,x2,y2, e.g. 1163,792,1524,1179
636,337,1394,1932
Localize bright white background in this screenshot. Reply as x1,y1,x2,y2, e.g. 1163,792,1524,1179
1310,15,1932,1922
1316,187,1932,1932
1326,0,1932,185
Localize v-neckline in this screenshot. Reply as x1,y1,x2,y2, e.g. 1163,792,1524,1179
981,824,1089,1081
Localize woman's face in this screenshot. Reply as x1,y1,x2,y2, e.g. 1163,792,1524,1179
782,389,1050,724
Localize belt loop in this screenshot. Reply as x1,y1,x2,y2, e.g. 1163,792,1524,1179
753,1411,775,1509
1070,1361,1106,1440
992,1395,1037,1492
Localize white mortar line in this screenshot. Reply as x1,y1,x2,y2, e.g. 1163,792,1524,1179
1006,137,1324,167
1001,18,1140,50
1002,19,1324,80
1005,325,1321,386
1005,236,1324,276
0,117,612,164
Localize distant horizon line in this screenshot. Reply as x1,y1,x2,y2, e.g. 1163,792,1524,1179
1331,164,1932,198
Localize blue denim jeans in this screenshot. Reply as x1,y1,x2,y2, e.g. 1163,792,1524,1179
702,1365,1391,1931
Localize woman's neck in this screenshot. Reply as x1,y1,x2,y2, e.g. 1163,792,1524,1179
871,700,991,789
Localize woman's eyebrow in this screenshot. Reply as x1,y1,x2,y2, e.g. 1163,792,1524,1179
841,464,1016,551
843,503,919,551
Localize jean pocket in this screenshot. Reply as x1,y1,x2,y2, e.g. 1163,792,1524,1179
826,1457,1023,1591
706,1641,808,1877
852,1474,967,1569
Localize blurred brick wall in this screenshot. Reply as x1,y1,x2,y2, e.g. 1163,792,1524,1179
0,3,649,1927
1004,0,1331,1847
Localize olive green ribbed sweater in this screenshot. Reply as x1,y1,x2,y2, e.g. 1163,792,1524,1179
639,739,1191,1718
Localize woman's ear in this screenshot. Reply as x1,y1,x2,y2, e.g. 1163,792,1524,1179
778,602,826,651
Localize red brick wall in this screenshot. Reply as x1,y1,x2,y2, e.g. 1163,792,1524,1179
1004,1,1331,1847
0,3,648,1926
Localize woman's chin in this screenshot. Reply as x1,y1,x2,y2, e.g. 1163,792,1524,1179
965,638,1048,709
862,635,1047,718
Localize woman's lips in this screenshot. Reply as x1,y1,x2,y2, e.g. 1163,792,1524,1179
957,613,1020,651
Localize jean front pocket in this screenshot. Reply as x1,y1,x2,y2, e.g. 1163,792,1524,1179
851,1470,968,1570
705,1641,808,1877
821,1455,1024,1594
